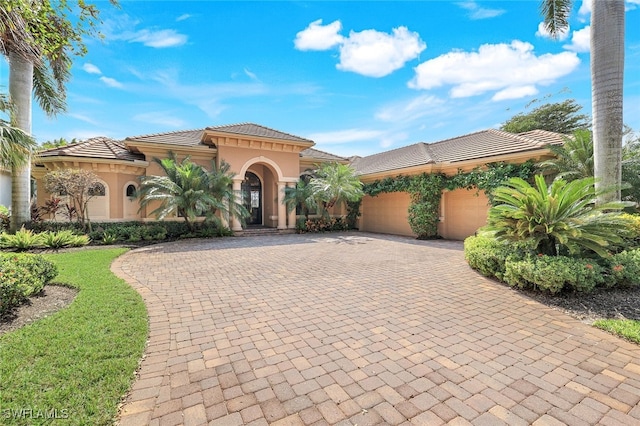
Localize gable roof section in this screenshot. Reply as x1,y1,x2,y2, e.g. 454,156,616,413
300,147,348,162
206,123,313,143
125,129,205,147
350,143,434,176
38,137,145,162
351,129,565,176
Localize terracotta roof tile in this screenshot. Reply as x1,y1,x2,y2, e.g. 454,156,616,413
350,142,434,176
351,129,564,175
38,137,145,162
125,129,205,146
206,123,313,143
300,147,347,162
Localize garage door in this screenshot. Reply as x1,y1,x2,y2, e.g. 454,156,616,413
360,192,414,237
441,188,490,240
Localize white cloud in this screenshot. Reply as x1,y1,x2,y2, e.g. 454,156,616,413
100,76,124,89
456,1,506,19
133,111,186,128
68,113,99,125
103,15,187,48
337,27,426,77
82,63,102,75
536,21,569,41
176,14,192,22
306,128,383,145
409,40,580,101
244,68,259,82
578,0,591,16
294,19,344,51
563,26,591,52
130,29,187,48
375,95,446,123
295,21,425,78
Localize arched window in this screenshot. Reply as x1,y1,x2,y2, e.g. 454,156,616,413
88,182,106,196
126,184,136,197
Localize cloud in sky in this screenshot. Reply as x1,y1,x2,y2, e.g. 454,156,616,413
375,95,447,124
294,19,344,50
295,20,425,78
103,15,188,48
133,111,186,128
176,14,192,22
409,40,580,101
82,63,102,75
306,128,384,145
456,1,506,19
536,21,569,41
100,76,124,89
563,26,591,52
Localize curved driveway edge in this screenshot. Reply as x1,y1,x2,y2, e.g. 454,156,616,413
113,232,640,426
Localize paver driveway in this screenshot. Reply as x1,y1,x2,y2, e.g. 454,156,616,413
113,232,640,426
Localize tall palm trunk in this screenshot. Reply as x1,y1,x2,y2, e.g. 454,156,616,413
8,51,34,231
591,0,625,204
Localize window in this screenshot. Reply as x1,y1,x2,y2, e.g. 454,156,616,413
126,184,136,197
88,182,106,196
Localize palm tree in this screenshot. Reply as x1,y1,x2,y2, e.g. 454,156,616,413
1,1,116,231
138,154,226,231
538,130,594,181
207,159,248,225
0,93,36,170
283,178,318,220
487,175,630,257
540,0,625,204
310,162,364,216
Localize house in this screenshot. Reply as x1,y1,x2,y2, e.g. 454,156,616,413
32,123,563,240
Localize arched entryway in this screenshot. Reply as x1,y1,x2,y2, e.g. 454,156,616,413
242,171,262,226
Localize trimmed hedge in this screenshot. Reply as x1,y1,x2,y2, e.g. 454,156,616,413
464,235,640,294
0,253,58,315
296,216,350,233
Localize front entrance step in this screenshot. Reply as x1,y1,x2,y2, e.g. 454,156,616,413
234,227,296,237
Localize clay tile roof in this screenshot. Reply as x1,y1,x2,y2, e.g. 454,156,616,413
38,137,145,162
351,129,564,176
517,129,567,146
350,142,434,176
300,147,348,162
125,129,205,146
206,122,313,143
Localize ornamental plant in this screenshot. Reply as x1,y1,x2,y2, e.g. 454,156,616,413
487,175,631,257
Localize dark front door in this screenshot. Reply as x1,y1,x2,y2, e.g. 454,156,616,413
241,172,262,226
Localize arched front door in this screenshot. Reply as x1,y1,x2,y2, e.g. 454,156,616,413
242,172,262,226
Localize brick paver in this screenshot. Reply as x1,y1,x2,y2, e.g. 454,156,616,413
113,232,640,425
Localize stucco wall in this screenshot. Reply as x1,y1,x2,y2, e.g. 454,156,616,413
0,169,10,208
440,188,490,240
360,192,414,237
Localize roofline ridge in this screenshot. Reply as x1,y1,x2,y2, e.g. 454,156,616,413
491,128,551,148
302,147,348,160
358,141,426,160
426,129,495,147
206,122,314,143
126,128,205,141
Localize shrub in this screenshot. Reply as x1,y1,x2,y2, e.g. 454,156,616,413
41,230,90,249
619,213,640,250
298,216,349,233
608,249,640,287
0,253,58,315
504,255,605,294
0,227,45,250
0,205,9,233
464,235,531,280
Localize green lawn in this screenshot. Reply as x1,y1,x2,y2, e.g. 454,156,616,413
594,318,640,345
0,249,148,425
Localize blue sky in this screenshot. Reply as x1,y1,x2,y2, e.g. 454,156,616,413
1,0,639,157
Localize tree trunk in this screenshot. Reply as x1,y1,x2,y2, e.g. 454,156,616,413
8,51,34,232
591,0,625,204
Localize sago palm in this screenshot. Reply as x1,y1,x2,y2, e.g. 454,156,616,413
538,130,594,181
487,175,630,257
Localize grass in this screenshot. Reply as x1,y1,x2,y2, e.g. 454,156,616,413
0,249,148,425
593,319,640,344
